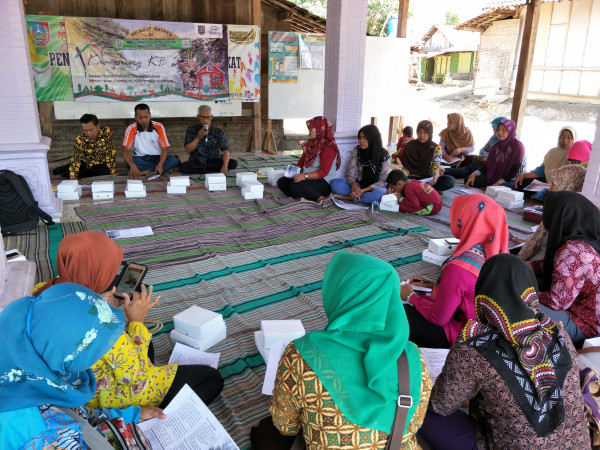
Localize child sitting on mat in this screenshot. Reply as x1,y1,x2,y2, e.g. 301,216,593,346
386,169,442,216
391,126,414,164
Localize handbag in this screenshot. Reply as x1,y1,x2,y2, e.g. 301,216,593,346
385,350,412,450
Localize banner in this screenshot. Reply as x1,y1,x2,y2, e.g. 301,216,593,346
25,15,74,101
227,25,260,102
268,32,298,83
65,18,229,102
299,33,325,70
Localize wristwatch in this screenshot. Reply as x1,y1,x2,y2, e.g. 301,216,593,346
304,174,309,180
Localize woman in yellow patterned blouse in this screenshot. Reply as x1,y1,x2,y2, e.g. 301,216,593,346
268,251,432,449
34,231,224,409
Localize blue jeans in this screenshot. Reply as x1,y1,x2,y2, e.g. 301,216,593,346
127,155,180,173
330,178,387,204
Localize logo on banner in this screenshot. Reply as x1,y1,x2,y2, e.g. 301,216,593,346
229,28,256,45
27,21,50,47
209,26,221,37
198,25,205,35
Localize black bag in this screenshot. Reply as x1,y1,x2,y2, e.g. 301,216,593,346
0,169,54,235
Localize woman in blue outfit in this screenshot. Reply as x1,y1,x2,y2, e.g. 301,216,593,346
330,124,390,204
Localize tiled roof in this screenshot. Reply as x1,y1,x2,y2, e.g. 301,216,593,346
484,0,557,10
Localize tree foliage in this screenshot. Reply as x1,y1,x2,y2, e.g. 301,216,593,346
445,12,460,26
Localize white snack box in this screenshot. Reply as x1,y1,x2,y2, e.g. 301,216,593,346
428,238,459,256
268,169,286,186
485,185,511,198
206,182,227,191
259,167,274,176
496,199,525,209
242,188,263,200
169,176,190,187
254,330,270,362
170,326,226,351
173,305,226,341
92,191,113,201
205,173,227,191
236,171,257,187
496,190,524,203
380,193,398,205
167,183,187,194
57,187,82,201
261,320,305,349
57,180,79,193
422,248,448,266
243,180,264,194
126,179,144,192
125,186,147,198
380,202,400,212
91,181,115,193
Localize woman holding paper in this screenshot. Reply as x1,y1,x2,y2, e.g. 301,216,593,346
34,231,224,410
266,252,432,449
330,124,390,204
420,254,589,449
277,116,341,204
439,113,475,164
401,194,509,348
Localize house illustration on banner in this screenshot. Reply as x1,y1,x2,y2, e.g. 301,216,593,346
197,62,224,89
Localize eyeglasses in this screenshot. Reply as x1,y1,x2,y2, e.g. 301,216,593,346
199,115,212,120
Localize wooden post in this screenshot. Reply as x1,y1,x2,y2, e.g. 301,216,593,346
511,0,542,137
390,0,410,147
252,0,262,152
262,119,278,154
388,116,399,146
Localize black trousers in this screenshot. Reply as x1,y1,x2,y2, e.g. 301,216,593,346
277,177,331,202
404,304,450,349
53,163,111,179
159,364,224,408
179,157,238,174
444,163,483,180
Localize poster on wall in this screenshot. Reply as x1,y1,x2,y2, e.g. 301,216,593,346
25,15,74,101
227,25,260,102
268,32,298,83
65,18,229,102
299,33,325,70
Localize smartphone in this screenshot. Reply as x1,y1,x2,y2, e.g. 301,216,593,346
114,263,148,300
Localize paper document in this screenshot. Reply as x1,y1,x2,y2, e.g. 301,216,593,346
262,340,289,396
440,156,462,165
523,179,550,192
419,177,434,183
284,165,301,178
147,174,161,181
138,384,239,450
168,342,220,369
420,348,450,384
106,226,154,239
332,197,369,211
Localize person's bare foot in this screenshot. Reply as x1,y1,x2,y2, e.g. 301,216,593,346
316,196,326,205
333,194,353,201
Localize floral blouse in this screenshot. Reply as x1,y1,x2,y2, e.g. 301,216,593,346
87,322,178,409
269,343,432,449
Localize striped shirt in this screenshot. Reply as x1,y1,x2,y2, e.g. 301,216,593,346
122,121,169,157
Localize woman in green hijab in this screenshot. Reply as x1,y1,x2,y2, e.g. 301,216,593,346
268,251,431,448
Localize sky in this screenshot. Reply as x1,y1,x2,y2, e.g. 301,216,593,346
408,0,484,40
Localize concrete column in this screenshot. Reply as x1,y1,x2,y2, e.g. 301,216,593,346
582,109,600,207
0,1,62,218
324,0,368,177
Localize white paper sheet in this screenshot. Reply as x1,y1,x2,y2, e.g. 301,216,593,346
106,226,154,239
138,384,239,450
523,179,550,192
332,197,369,210
262,340,289,396
168,342,220,369
420,348,450,384
440,156,462,165
419,177,434,183
284,165,301,178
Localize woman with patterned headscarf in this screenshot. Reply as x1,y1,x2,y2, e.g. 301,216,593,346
420,254,589,449
278,116,341,204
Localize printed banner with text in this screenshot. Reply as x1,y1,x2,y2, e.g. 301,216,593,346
227,25,260,102
268,32,298,83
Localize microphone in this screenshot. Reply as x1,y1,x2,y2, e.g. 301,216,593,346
204,123,209,142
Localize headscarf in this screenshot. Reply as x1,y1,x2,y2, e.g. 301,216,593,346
458,254,572,436
541,191,600,291
294,252,422,434
401,120,437,178
439,113,475,153
36,231,123,295
485,119,525,185
302,116,341,170
0,283,125,445
542,126,577,182
446,194,509,277
356,124,389,187
567,140,592,163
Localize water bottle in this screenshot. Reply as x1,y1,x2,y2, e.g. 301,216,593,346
371,201,379,213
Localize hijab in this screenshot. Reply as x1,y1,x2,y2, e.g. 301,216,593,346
439,113,475,153
458,254,572,436
485,119,525,185
356,124,389,187
0,283,124,446
489,116,507,147
542,126,577,182
36,231,123,295
294,251,422,434
302,116,341,170
567,140,592,163
541,191,600,291
401,120,437,178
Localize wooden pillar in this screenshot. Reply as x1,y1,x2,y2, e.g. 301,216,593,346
252,0,262,152
388,0,410,146
511,0,542,137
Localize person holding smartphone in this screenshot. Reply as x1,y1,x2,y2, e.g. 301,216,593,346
400,194,509,348
34,231,224,410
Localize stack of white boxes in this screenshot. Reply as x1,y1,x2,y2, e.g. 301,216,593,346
254,320,305,362
268,169,286,186
56,180,81,201
167,176,190,194
170,305,227,351
379,193,400,212
242,180,264,200
125,179,146,198
236,171,257,187
495,190,524,209
91,181,114,200
422,238,459,266
485,185,512,198
205,173,226,191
